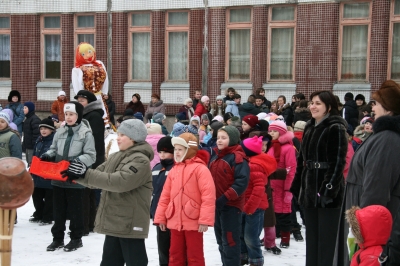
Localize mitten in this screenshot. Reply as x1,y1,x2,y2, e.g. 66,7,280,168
40,153,51,161
216,195,228,210
60,159,87,183
284,191,293,204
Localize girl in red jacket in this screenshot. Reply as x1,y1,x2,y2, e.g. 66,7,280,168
154,133,216,266
240,136,277,266
267,121,297,248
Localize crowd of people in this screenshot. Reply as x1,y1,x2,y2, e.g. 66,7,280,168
0,81,399,266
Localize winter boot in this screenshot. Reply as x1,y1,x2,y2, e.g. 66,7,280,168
63,239,83,252
29,216,41,223
292,229,304,242
265,246,282,255
280,231,290,248
46,240,64,251
39,220,53,226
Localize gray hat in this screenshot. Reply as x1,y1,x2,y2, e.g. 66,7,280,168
219,125,240,146
118,119,147,142
153,113,166,124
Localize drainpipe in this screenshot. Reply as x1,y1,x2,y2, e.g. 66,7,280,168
107,0,112,93
202,0,208,96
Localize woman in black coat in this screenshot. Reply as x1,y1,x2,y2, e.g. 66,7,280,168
104,94,115,125
290,90,348,266
334,80,400,266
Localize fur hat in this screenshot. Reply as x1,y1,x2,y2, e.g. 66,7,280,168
294,121,307,131
8,90,21,102
58,91,66,96
153,113,166,124
24,102,35,113
157,136,174,154
132,93,141,101
133,112,144,121
146,123,162,135
372,80,400,116
171,133,198,162
242,115,259,128
201,96,209,103
0,111,10,125
241,136,263,157
118,119,147,142
224,112,234,123
39,117,55,131
74,90,97,103
355,94,365,102
269,121,287,136
173,122,187,137
64,102,84,124
219,125,240,146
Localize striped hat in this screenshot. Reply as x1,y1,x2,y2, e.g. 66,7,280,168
171,133,198,162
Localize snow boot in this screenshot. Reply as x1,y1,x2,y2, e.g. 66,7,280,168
47,240,64,251
292,229,304,242
280,231,290,248
39,220,52,226
265,246,281,255
63,239,83,252
29,216,41,223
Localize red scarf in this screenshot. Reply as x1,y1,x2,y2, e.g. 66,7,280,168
75,42,102,68
271,139,281,163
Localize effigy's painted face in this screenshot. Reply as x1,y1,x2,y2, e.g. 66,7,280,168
81,49,95,62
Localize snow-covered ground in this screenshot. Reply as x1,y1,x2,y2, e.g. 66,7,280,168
11,199,306,265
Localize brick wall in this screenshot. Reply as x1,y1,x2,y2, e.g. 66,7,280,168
151,11,165,100
61,14,73,104
251,6,268,90
189,9,205,97
295,3,340,98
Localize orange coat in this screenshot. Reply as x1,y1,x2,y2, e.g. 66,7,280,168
154,150,216,231
51,97,68,121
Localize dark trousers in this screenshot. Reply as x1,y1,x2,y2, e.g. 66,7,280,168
275,213,291,232
156,226,170,265
304,208,341,266
83,188,97,234
214,205,242,266
100,235,148,266
290,197,305,230
51,186,84,241
32,187,53,221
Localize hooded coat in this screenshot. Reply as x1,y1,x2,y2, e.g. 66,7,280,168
51,96,69,121
125,100,145,115
194,102,210,117
22,110,41,150
343,100,359,131
154,150,216,231
5,102,24,135
145,133,165,169
225,100,240,117
290,115,348,209
239,102,261,118
145,100,165,122
279,104,294,127
346,206,392,266
293,107,311,126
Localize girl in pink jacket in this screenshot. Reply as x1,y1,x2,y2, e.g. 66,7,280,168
154,133,216,266
267,121,297,249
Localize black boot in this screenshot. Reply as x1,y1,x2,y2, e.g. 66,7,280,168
265,246,282,255
47,240,64,251
63,239,83,252
293,230,304,242
29,216,41,223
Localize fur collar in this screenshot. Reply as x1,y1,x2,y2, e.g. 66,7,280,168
83,100,103,115
295,107,310,114
372,115,400,135
346,206,363,244
278,131,294,145
149,100,163,107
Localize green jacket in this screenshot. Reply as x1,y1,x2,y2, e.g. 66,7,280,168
76,141,154,239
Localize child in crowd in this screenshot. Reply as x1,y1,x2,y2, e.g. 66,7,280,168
199,114,210,145
352,117,373,151
254,88,271,110
1,109,18,131
223,87,236,103
210,95,226,117
346,205,392,266
145,123,165,168
225,94,241,117
63,119,153,265
5,90,24,136
23,101,41,166
270,100,278,114
224,112,234,125
241,115,259,140
171,122,187,137
153,112,169,135
30,117,56,225
188,115,200,135
255,96,269,113
175,112,189,125
0,111,22,159
267,121,297,248
240,136,277,266
293,121,306,143
209,126,250,265
155,133,216,266
41,102,96,252
150,136,175,266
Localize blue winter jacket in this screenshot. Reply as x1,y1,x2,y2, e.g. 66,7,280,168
31,132,55,189
5,102,24,136
150,159,174,219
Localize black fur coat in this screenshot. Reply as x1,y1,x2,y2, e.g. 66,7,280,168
290,114,348,208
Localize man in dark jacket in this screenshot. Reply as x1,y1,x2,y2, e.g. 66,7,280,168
22,101,41,166
75,90,105,236
342,92,359,133
239,95,261,118
192,90,202,110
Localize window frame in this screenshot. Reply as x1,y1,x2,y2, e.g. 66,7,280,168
338,1,372,82
128,12,152,82
388,0,400,80
74,13,96,47
165,11,190,82
0,16,11,80
225,7,252,82
267,5,297,83
40,15,62,81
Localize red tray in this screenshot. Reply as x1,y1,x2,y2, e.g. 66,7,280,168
29,156,70,181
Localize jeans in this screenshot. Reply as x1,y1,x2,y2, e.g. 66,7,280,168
240,209,265,266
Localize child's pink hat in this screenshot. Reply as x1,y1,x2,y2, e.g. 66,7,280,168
240,136,263,157
269,121,287,136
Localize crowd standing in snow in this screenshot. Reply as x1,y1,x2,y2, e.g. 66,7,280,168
1,80,400,265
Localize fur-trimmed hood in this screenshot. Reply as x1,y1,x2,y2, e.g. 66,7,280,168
294,107,310,114
83,100,104,116
278,130,294,145
346,205,392,249
353,125,372,142
372,115,400,135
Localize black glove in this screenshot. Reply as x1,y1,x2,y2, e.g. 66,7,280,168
40,153,51,161
319,195,333,208
216,195,229,210
60,160,87,183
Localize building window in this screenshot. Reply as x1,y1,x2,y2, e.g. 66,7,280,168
166,11,189,81
41,16,61,80
128,13,151,81
268,6,296,81
226,8,252,80
0,16,10,78
389,0,400,80
339,2,371,81
75,14,95,46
